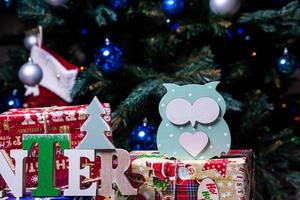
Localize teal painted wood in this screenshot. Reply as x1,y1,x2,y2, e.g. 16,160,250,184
77,97,115,150
157,82,231,160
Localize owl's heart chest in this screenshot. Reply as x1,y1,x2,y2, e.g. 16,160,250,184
179,131,209,157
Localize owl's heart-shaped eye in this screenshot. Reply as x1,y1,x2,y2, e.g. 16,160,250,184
165,97,220,126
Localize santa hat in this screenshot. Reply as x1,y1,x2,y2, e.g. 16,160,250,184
25,45,79,107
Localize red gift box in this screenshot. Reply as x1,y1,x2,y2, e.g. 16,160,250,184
0,104,111,188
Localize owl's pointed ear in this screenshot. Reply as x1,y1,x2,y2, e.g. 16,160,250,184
205,81,220,90
163,83,180,92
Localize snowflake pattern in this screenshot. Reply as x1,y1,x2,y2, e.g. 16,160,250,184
221,192,232,198
227,181,233,188
31,175,38,184
217,182,224,188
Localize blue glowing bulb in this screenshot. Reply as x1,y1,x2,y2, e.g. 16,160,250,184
171,23,180,31
8,100,14,106
4,0,12,8
109,0,128,9
4,89,22,110
81,28,88,36
167,0,175,5
275,48,299,76
129,118,157,150
95,39,123,73
226,30,233,39
103,50,110,56
138,131,146,138
280,59,286,65
245,35,251,41
162,0,184,15
236,27,245,35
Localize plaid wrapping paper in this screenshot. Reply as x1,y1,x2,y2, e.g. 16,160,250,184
166,180,199,200
0,104,111,188
128,150,254,200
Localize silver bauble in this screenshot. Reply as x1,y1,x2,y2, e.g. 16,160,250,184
23,34,38,50
45,0,68,6
18,58,43,86
209,0,240,16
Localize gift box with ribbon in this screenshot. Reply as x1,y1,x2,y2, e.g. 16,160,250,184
0,104,111,188
127,150,255,200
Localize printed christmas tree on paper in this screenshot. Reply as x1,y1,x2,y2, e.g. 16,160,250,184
77,97,115,150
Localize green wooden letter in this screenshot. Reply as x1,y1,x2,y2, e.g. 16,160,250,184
23,134,70,197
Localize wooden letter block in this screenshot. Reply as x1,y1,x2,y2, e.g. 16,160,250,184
63,149,97,196
97,149,137,196
0,150,27,198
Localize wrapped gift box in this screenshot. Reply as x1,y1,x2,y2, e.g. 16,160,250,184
0,104,111,188
127,150,255,200
0,104,112,151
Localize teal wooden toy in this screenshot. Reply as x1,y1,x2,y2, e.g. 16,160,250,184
157,82,231,160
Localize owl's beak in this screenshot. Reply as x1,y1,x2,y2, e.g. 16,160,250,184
190,119,197,127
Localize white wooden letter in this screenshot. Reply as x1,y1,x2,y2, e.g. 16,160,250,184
63,149,97,196
0,150,27,197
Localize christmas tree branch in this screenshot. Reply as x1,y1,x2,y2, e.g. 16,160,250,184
17,0,64,26
71,67,112,98
123,65,162,81
221,92,243,111
239,91,273,133
0,49,27,83
88,5,117,28
126,1,164,19
238,1,300,37
112,79,165,130
255,127,300,199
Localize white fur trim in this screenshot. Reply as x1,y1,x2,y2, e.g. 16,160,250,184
30,46,78,102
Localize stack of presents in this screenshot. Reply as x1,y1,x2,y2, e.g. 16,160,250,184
0,83,255,199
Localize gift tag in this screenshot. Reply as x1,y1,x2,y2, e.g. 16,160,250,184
197,177,220,200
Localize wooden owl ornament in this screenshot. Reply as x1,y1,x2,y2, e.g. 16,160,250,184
157,82,231,160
